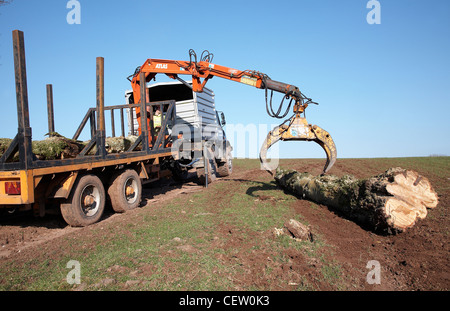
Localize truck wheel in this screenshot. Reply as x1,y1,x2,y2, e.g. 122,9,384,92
217,151,233,177
108,169,142,213
196,159,217,185
171,161,188,182
60,174,106,227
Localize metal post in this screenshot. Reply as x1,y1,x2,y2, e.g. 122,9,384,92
130,107,135,136
96,57,106,157
120,108,125,137
89,110,96,138
46,84,55,136
12,30,33,169
110,109,115,137
203,143,208,188
139,72,149,151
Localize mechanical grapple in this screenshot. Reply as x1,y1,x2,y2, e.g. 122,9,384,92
258,84,337,175
259,114,337,175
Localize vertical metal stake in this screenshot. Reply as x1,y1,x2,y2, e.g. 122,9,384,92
120,108,125,137
203,143,208,188
96,57,106,157
46,84,55,135
110,109,115,137
89,110,96,138
130,108,135,136
12,30,33,169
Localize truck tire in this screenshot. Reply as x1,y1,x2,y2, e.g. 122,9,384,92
171,161,188,182
60,174,106,227
217,151,233,177
196,159,217,185
108,169,142,213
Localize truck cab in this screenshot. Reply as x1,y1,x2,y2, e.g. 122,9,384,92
125,80,232,183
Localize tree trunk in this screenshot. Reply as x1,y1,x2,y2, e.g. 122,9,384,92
274,167,439,234
0,135,85,161
0,135,140,160
32,135,85,160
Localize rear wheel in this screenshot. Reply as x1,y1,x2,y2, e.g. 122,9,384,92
217,150,233,177
108,169,142,213
60,174,106,227
196,164,217,185
196,148,217,185
171,161,188,182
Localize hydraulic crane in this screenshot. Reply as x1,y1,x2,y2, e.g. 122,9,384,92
129,50,337,175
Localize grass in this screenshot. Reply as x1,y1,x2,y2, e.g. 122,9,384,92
2,157,447,291
1,172,332,291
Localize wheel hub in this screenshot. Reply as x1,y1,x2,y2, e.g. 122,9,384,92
83,194,95,206
126,185,135,196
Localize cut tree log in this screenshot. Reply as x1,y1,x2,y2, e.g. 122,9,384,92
0,138,13,157
0,134,140,160
283,219,314,242
32,135,85,160
105,136,139,153
0,134,85,161
274,167,439,234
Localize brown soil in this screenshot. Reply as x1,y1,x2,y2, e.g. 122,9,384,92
0,172,203,259
0,160,448,291
278,159,449,291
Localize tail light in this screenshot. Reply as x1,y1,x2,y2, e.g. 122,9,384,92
5,181,21,195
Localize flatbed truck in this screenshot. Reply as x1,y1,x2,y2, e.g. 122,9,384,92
0,30,231,226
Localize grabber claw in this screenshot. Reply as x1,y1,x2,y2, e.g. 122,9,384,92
259,115,337,175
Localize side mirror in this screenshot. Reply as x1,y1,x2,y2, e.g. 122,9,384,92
220,112,226,126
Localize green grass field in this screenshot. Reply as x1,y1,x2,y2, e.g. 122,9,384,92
0,156,448,291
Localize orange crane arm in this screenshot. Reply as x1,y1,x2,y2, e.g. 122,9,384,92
129,50,308,117
128,50,337,175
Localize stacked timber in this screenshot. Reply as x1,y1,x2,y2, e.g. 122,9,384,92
274,167,439,234
104,136,139,153
33,133,85,160
0,138,13,157
0,134,140,161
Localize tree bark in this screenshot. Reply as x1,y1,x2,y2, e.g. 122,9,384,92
0,135,140,160
32,135,85,160
0,135,85,161
283,219,314,242
274,167,439,234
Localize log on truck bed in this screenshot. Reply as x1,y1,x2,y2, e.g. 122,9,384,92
0,134,140,161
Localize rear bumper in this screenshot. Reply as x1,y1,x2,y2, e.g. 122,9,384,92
0,170,34,205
